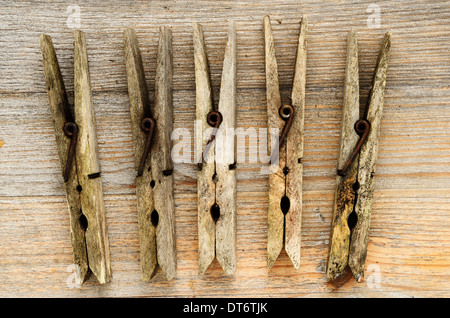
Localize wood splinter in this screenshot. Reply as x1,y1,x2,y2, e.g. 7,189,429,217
194,21,237,275
123,26,176,281
264,15,307,269
40,31,112,284
326,30,391,283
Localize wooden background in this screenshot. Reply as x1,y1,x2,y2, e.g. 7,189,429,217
0,0,449,297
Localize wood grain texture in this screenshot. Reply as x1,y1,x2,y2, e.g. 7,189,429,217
0,0,449,297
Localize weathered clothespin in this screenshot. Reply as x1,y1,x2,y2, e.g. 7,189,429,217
123,27,176,281
326,30,391,282
40,31,112,284
264,15,307,269
193,21,237,275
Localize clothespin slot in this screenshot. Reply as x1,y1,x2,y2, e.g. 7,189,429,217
123,26,176,281
193,21,237,275
40,31,112,284
326,30,391,283
264,15,307,269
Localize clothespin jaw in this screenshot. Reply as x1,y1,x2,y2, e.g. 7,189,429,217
193,21,237,275
40,31,112,284
123,26,176,281
326,30,391,282
264,15,307,269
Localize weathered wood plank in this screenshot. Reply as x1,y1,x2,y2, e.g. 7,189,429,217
0,0,449,298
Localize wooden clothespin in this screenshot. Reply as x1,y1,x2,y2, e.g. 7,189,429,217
123,27,176,281
326,30,391,282
264,15,307,269
193,21,237,275
40,31,112,284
